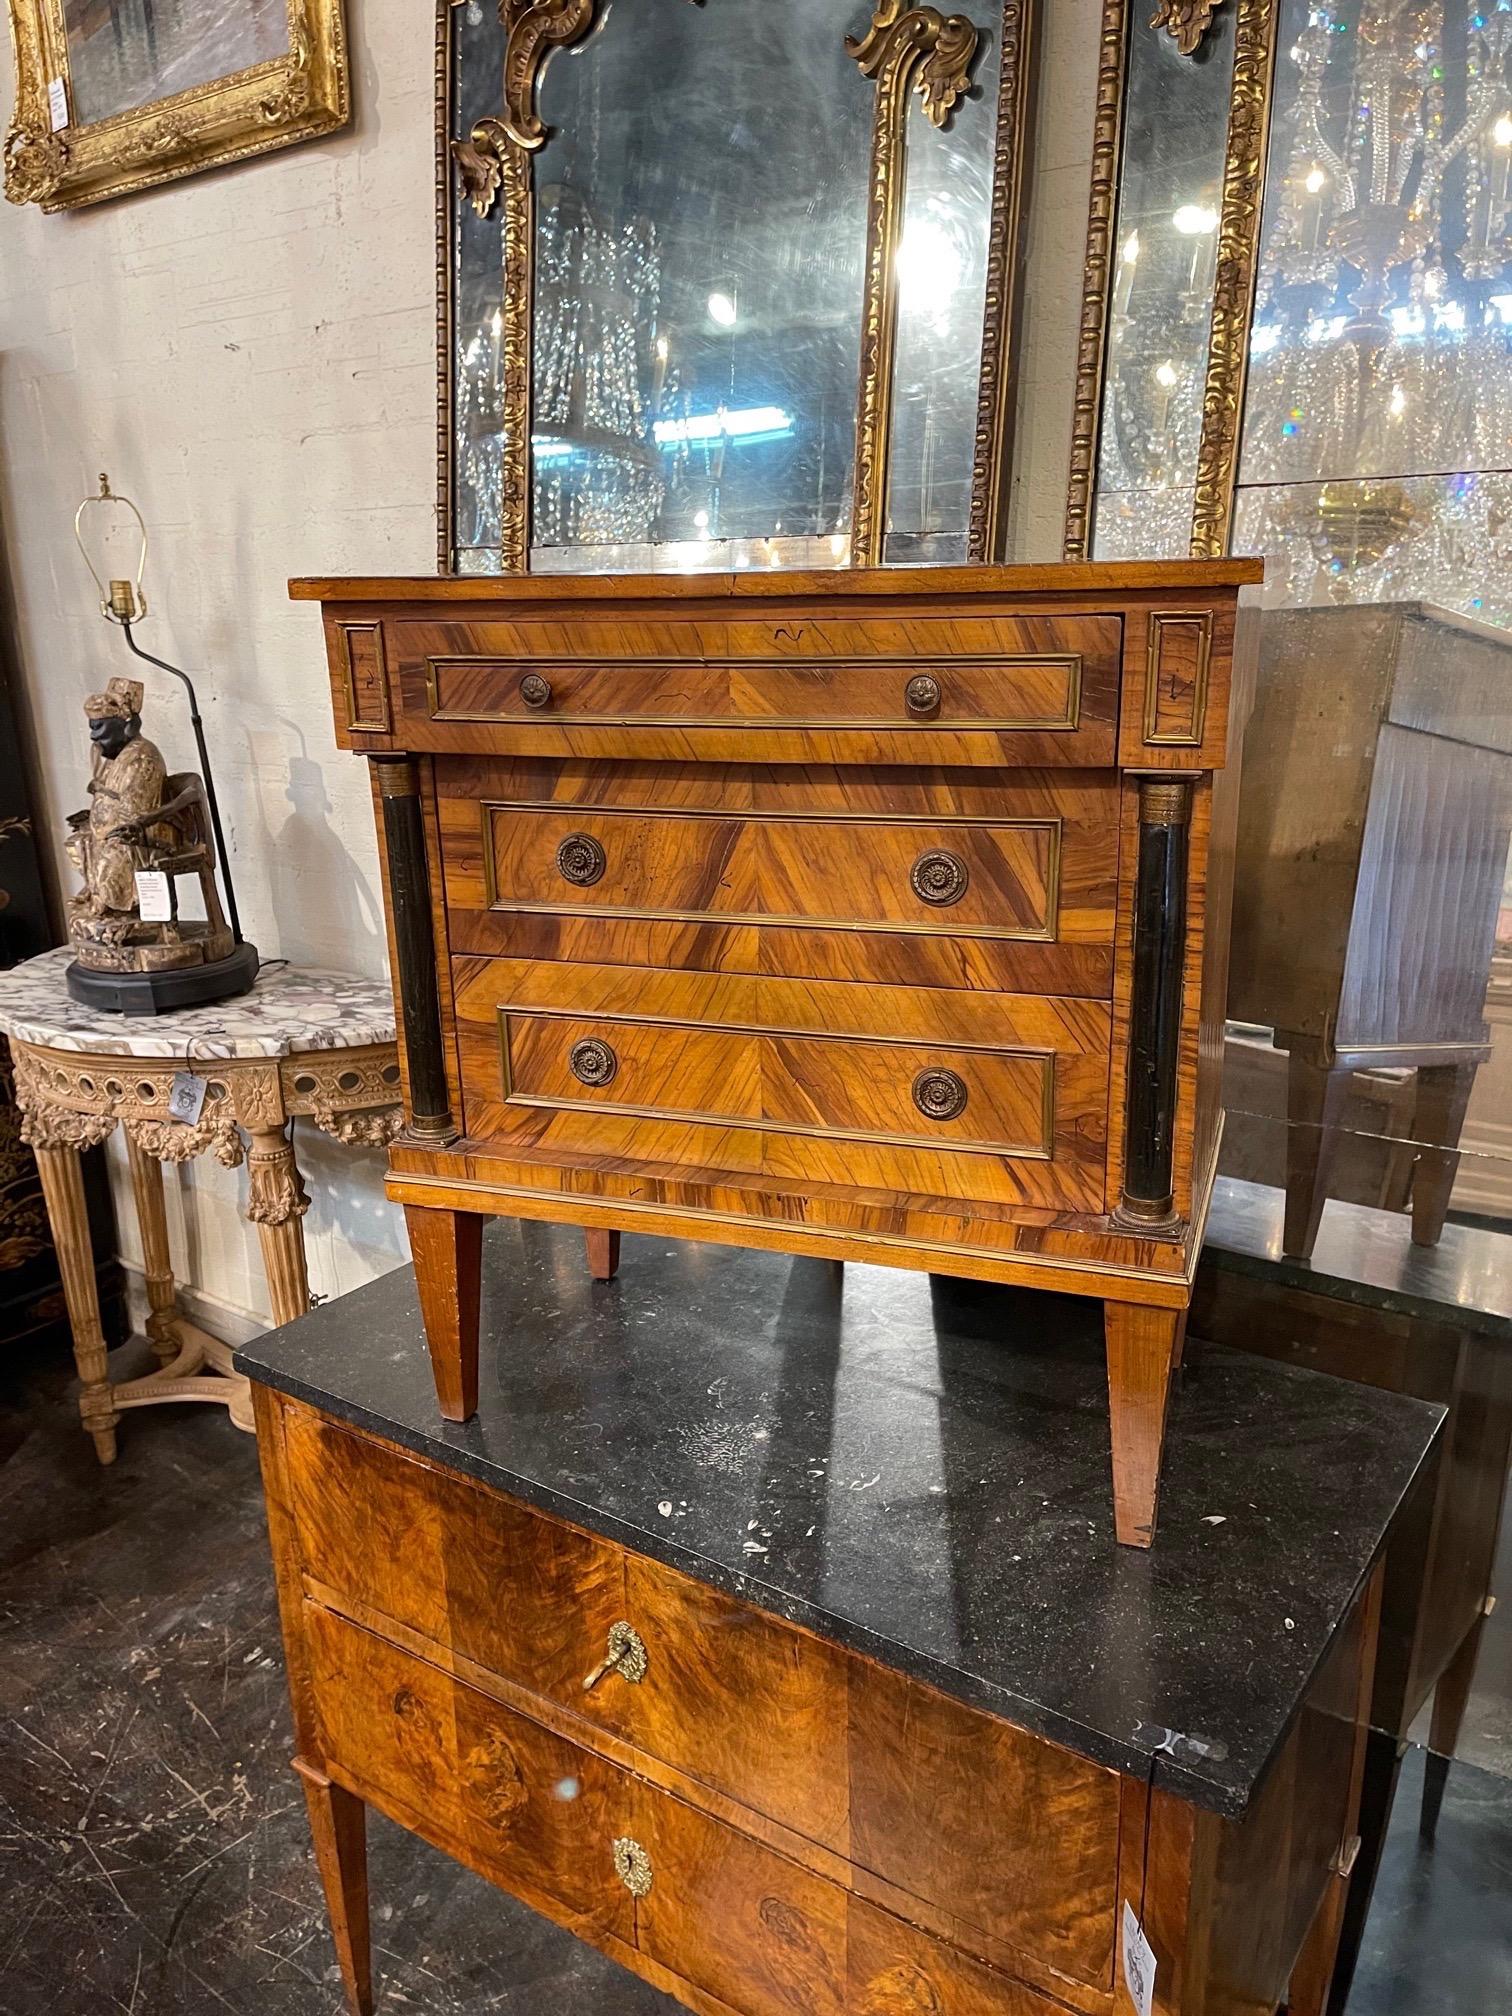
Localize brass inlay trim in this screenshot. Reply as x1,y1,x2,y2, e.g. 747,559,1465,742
1062,0,1129,561
495,1005,1058,1160
425,651,1086,731
386,1173,1177,1284
478,803,1065,944
340,623,393,734
1189,0,1280,560
848,4,982,566
1142,611,1213,748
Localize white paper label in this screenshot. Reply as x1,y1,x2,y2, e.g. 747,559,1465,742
47,76,69,131
168,1072,207,1128
134,870,172,922
1121,1902,1157,2016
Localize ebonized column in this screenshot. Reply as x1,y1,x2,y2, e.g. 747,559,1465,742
1118,776,1193,1228
372,757,455,1145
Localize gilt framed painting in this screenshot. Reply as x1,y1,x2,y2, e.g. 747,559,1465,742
4,0,349,211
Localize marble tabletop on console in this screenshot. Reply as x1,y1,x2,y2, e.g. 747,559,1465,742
1204,1173,1511,1337
0,947,395,1060
238,1224,1443,1819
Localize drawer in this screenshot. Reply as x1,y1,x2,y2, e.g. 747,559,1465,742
282,1406,629,1715
390,610,1120,765
286,1409,1120,1989
306,1602,1095,2016
454,958,1111,1211
438,761,1119,998
306,1602,633,1942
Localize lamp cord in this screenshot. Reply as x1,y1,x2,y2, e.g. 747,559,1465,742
118,623,244,949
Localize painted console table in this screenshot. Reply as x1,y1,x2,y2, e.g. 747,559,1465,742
0,947,401,1463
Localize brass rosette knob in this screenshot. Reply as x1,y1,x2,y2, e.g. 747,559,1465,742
570,1037,618,1088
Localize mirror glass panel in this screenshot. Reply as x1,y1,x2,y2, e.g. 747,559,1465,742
1091,12,1237,559
527,0,873,573
883,21,1002,567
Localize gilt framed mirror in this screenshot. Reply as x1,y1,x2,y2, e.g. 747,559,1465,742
438,0,1037,575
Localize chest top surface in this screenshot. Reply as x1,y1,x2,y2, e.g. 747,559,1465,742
238,1222,1440,1817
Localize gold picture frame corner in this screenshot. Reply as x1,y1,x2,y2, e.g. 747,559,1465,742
5,0,352,215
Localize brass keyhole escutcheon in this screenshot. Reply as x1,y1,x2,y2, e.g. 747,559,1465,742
911,849,969,907
583,1621,649,1693
613,1836,653,1898
570,1037,618,1088
912,1068,968,1123
520,672,552,708
556,833,606,887
904,673,941,716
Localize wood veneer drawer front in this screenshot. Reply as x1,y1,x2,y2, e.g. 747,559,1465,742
438,761,1119,998
634,1788,1068,2016
393,612,1119,764
621,1553,1120,1991
306,1604,634,1942
283,1409,629,1716
477,806,1087,945
454,959,1111,1211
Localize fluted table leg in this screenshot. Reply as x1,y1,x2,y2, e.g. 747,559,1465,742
33,1143,119,1465
125,1131,183,1366
246,1124,312,1327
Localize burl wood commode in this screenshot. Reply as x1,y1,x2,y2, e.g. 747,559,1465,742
239,1228,1444,2016
294,561,1262,1546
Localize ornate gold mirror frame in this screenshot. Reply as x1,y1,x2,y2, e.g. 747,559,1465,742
4,0,349,212
437,0,1037,574
1062,0,1279,562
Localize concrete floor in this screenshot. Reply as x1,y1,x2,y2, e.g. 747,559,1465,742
1,1333,1509,2015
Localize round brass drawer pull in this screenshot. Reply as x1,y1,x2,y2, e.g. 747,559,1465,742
583,1621,649,1692
613,1836,653,1898
913,1068,968,1123
905,673,941,716
520,672,552,708
911,849,969,907
556,833,606,887
570,1037,618,1088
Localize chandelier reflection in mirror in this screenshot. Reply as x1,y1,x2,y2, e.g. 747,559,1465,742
1238,0,1512,619
1092,0,1512,620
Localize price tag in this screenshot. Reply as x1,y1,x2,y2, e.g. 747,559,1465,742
47,76,69,131
1121,1903,1156,2016
134,870,172,922
168,1072,207,1127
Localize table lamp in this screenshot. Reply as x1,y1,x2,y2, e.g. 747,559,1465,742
66,474,259,1012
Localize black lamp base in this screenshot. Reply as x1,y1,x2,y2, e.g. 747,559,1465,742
65,941,261,1017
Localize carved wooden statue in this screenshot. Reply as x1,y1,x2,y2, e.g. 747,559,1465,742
64,676,236,1008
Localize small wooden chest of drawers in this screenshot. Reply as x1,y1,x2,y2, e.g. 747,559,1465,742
294,562,1262,1545
241,1229,1443,2016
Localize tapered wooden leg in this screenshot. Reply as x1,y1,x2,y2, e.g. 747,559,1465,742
1104,1301,1182,1549
586,1227,621,1282
1326,1727,1404,2016
125,1132,182,1365
293,1759,372,2016
1420,1605,1489,1841
1283,1039,1353,1260
1408,1061,1478,1249
406,1204,483,1421
33,1142,118,1465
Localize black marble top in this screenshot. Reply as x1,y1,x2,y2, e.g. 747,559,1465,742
1204,1174,1512,1338
237,1225,1443,1819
